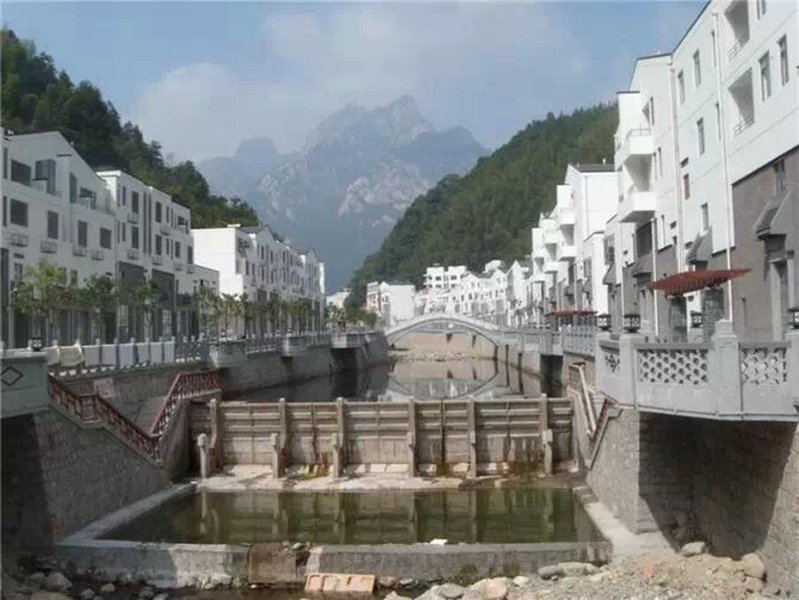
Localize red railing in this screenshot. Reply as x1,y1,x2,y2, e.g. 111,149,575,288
48,370,221,463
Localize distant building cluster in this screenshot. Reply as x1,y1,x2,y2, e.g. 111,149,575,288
1,130,325,348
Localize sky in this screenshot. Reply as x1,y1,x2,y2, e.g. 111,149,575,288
3,1,704,162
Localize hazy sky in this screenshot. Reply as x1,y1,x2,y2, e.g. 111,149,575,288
4,1,704,162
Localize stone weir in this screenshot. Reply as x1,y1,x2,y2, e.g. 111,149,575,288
0,332,389,559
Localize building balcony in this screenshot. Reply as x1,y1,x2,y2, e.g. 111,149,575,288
72,245,87,257
40,240,58,254
9,233,28,247
544,260,559,274
595,324,799,422
159,224,171,236
151,254,163,266
90,249,104,261
127,212,139,224
618,188,656,223
558,244,577,262
187,264,196,274
127,249,140,260
544,230,558,246
174,262,184,271
618,128,654,165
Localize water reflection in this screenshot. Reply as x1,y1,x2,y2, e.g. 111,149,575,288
103,488,602,545
232,355,549,403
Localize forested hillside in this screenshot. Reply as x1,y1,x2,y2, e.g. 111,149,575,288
1,29,258,228
347,104,617,306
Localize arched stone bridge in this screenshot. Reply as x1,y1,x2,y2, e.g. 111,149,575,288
385,313,504,346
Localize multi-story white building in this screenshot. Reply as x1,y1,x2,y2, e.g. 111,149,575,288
529,163,617,322
1,130,220,347
191,224,325,336
366,281,415,326
423,265,468,291
607,0,798,341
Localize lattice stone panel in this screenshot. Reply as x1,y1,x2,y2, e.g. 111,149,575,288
638,348,708,385
740,347,787,385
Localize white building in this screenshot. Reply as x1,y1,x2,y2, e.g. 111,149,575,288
1,130,219,347
366,281,416,326
423,265,468,291
327,288,350,310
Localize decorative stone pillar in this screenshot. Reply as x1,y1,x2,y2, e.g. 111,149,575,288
619,332,645,408
197,433,210,479
669,297,688,343
785,330,799,415
702,287,725,340
709,320,742,417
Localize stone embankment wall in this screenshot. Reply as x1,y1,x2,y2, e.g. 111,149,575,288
191,396,572,474
1,407,166,557
583,405,799,593
222,335,389,397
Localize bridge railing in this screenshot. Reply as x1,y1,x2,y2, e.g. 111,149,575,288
595,323,799,421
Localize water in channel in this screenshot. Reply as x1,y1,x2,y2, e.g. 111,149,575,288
103,487,601,545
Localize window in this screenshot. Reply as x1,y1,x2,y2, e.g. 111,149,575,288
35,159,56,195
756,0,766,19
70,270,78,286
693,50,702,86
701,204,709,230
131,226,140,250
131,191,139,214
779,36,789,85
2,196,6,226
69,173,77,203
697,118,706,155
715,103,721,139
188,246,194,265
683,174,691,200
77,221,88,247
121,223,126,243
13,263,23,282
47,211,59,240
155,235,162,255
3,148,7,179
9,199,28,226
711,30,717,66
647,97,655,126
175,241,181,259
122,186,127,206
657,147,663,177
760,52,772,100
100,227,112,249
10,160,31,186
677,71,685,103
774,159,787,194
155,202,162,223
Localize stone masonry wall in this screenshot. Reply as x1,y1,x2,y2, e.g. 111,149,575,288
691,420,799,593
35,407,165,544
586,410,642,532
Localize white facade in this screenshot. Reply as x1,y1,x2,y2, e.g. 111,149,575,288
423,265,468,291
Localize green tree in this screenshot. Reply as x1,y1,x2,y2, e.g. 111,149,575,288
77,274,116,342
10,261,77,344
191,286,220,339
131,278,162,340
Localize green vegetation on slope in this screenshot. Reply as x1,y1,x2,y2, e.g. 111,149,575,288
347,104,618,307
1,30,258,228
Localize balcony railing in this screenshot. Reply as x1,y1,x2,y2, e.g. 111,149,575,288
40,239,58,254
90,249,104,261
733,112,755,136
151,254,163,265
72,245,88,257
127,212,140,224
127,249,140,260
595,323,799,421
9,233,28,247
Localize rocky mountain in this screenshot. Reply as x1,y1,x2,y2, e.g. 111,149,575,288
198,96,487,291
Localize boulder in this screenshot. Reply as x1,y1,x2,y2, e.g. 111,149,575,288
380,576,401,589
99,583,116,594
740,553,766,580
79,589,96,600
537,565,563,580
512,576,530,587
31,593,72,600
680,541,707,557
483,578,510,600
152,594,169,600
438,583,466,599
44,572,72,593
139,586,155,599
385,593,412,600
27,572,47,588
558,562,587,577
745,576,765,594
400,578,416,588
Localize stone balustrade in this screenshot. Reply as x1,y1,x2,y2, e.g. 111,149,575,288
595,320,799,421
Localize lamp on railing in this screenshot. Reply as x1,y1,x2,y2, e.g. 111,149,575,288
31,335,44,352
788,307,799,330
597,313,611,332
622,313,641,334
690,311,703,329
